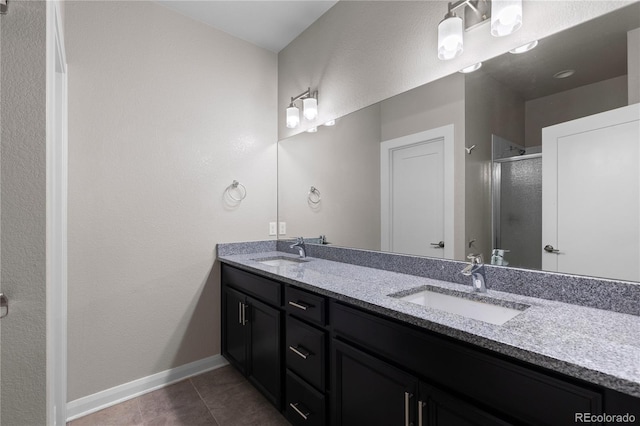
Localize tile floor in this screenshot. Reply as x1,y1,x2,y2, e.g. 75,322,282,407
68,365,291,426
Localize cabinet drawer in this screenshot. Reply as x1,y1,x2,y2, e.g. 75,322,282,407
286,286,326,326
286,316,326,391
285,370,326,426
222,264,281,306
332,302,602,426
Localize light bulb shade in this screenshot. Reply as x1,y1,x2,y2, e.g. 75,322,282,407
438,14,463,60
491,0,522,37
286,105,300,128
303,97,318,120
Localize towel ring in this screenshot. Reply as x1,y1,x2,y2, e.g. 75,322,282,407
226,180,247,202
308,186,321,204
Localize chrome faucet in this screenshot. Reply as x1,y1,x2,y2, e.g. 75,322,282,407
290,237,306,258
461,254,487,293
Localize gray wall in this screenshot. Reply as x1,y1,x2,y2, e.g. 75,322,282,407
65,1,277,400
524,75,628,147
278,1,632,139
629,28,640,104
0,1,48,424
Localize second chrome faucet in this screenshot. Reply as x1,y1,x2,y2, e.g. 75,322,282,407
290,237,306,258
461,254,487,293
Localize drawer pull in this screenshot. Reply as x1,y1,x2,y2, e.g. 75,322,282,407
404,392,412,426
288,301,310,311
289,402,310,420
289,345,310,359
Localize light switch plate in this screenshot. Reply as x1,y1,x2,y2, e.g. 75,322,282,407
279,222,286,235
269,222,277,236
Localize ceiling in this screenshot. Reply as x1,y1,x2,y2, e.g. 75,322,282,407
482,2,639,100
156,0,338,52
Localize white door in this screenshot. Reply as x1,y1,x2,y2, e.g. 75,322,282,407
381,125,455,258
542,104,640,281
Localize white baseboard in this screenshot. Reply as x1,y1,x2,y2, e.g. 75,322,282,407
66,355,228,422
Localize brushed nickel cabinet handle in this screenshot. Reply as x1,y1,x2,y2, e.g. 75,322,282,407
241,303,247,325
404,392,412,426
288,301,309,311
288,345,310,359
289,402,310,420
238,301,242,324
418,400,426,426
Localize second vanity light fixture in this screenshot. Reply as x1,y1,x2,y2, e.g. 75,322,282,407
286,87,318,129
438,0,523,60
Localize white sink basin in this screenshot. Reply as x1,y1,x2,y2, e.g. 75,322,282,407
253,256,309,267
398,289,527,325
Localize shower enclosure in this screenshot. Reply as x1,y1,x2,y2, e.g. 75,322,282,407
491,135,542,270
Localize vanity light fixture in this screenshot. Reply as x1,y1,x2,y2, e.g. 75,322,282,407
307,127,318,133
509,40,538,54
459,62,482,73
324,119,336,126
437,0,523,61
438,11,464,60
491,0,522,37
285,87,318,129
286,103,300,129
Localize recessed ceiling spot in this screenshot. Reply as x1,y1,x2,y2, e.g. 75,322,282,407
553,69,575,79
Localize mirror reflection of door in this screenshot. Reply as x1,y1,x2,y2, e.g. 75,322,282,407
381,125,454,259
542,104,640,282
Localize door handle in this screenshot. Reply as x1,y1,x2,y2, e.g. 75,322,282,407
0,293,7,318
544,244,560,253
430,241,445,248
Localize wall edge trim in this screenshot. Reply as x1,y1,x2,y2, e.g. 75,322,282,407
66,355,228,422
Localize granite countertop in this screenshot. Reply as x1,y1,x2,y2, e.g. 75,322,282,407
218,251,640,398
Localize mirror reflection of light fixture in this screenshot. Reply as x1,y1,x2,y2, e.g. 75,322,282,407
459,62,482,73
438,11,464,60
286,103,300,129
285,87,318,129
491,0,523,37
437,0,523,61
509,40,538,54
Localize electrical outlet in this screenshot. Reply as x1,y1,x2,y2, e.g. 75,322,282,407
279,222,287,235
269,222,277,236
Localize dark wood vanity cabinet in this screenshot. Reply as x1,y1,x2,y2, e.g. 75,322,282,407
284,286,329,425
221,264,640,426
333,338,511,426
221,266,283,409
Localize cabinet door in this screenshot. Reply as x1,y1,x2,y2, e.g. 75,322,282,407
419,383,512,426
222,286,248,374
247,296,282,409
333,339,418,426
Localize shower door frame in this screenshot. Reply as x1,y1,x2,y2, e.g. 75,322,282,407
491,153,542,254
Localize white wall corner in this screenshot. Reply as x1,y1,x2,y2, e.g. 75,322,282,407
66,355,228,422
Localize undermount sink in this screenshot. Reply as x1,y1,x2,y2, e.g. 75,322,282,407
253,256,309,267
396,288,528,325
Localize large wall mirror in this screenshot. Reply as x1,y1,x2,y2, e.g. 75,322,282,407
278,2,640,283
